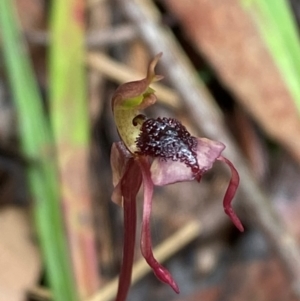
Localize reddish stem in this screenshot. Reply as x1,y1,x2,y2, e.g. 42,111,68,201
137,156,179,293
218,156,244,232
115,159,142,301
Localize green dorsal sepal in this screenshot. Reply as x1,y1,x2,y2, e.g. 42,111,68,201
111,53,163,153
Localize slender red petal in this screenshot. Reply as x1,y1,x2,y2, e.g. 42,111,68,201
137,156,179,293
115,158,142,301
217,156,244,232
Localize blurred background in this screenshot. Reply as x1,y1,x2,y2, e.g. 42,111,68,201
1,0,300,300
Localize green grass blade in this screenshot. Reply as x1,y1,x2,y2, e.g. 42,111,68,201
0,2,78,301
50,0,89,145
242,0,300,113
49,0,99,298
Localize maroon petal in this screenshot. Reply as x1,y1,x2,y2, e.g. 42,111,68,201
151,137,225,186
114,158,142,301
217,156,244,232
137,156,179,293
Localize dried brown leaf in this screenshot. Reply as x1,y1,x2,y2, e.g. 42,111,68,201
164,0,300,163
0,207,41,301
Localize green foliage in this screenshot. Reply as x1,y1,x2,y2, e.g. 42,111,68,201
242,0,300,113
49,1,89,146
0,2,78,300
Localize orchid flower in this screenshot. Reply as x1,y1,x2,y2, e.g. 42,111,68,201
110,53,244,301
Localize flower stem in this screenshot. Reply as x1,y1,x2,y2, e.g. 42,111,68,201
115,195,137,301
115,159,141,301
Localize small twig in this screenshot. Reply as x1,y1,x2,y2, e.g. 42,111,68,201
87,0,106,8
28,220,201,301
87,52,180,109
119,0,300,297
25,25,137,48
87,25,137,48
27,287,51,301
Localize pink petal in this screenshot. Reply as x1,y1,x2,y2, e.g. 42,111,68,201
151,159,192,186
196,138,225,171
217,156,244,232
151,137,225,186
137,156,179,293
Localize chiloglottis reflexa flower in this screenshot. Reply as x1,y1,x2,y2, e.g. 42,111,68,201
110,53,244,301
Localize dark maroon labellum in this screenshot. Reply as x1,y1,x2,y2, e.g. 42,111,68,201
135,117,200,176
